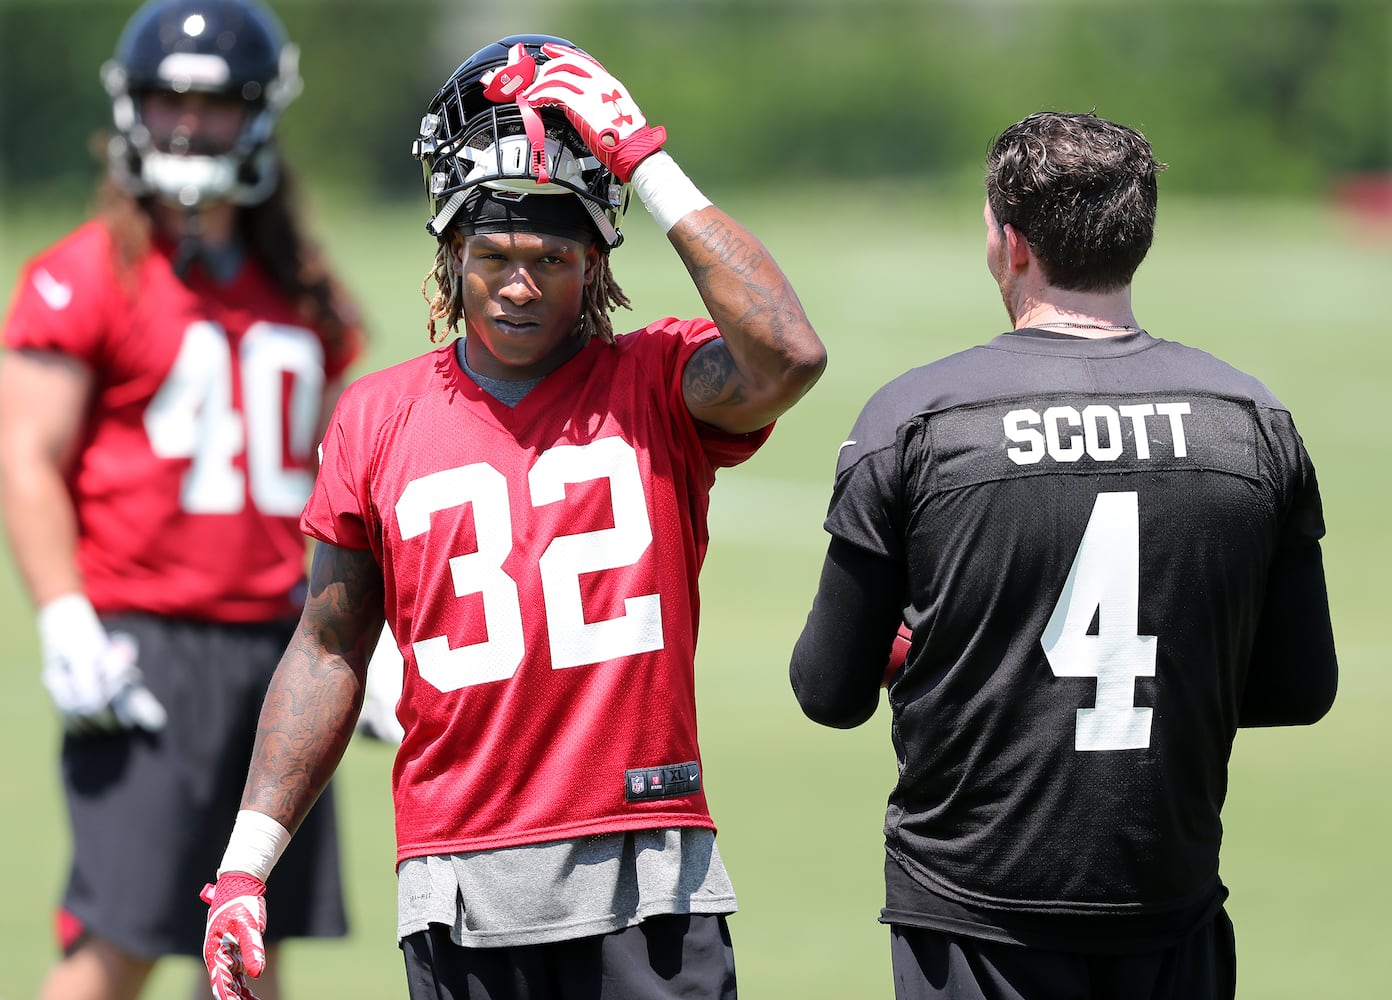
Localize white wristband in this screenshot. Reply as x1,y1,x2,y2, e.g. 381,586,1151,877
217,809,292,881
631,152,712,233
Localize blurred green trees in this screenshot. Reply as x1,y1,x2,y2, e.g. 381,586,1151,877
1,0,1387,203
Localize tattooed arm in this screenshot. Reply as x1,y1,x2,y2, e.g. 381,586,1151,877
671,207,827,434
239,542,386,833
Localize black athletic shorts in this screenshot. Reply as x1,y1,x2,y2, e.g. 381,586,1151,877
401,914,737,1000
58,613,348,960
889,910,1237,1000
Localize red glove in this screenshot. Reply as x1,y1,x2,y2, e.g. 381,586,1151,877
201,873,268,1000
885,622,912,688
520,43,667,182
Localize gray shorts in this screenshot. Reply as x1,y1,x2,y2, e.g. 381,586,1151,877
58,613,347,959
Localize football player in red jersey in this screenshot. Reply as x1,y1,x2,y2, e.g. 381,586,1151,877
200,34,826,1000
0,1,361,998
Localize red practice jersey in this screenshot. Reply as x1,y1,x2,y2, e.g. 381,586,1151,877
303,320,770,860
2,220,358,621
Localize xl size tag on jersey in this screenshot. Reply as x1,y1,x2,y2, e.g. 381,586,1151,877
624,761,700,802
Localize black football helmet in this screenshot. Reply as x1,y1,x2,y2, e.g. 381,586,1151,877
413,34,628,249
101,0,302,206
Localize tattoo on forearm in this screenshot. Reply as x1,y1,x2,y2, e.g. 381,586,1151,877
243,545,385,828
245,636,355,824
678,217,811,412
682,220,788,339
688,219,766,276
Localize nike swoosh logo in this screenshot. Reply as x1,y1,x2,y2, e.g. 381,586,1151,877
837,439,857,454
32,268,72,310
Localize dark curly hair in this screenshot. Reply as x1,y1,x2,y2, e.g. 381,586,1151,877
985,111,1167,292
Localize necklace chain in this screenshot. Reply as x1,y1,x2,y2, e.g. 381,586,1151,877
1037,320,1140,332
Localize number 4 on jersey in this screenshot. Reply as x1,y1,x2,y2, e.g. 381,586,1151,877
1041,491,1157,751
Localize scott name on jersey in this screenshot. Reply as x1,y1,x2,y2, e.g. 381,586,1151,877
1003,399,1192,465
928,392,1259,487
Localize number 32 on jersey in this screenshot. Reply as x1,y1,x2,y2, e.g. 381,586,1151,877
1041,491,1158,751
396,436,664,693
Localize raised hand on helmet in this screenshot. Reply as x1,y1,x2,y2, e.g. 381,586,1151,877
519,43,667,183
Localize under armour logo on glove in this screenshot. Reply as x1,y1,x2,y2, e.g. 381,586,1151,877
601,89,633,128
519,43,667,183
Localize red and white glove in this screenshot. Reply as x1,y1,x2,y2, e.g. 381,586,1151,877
519,43,667,183
201,873,268,1000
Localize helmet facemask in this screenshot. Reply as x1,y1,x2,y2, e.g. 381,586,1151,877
101,0,302,207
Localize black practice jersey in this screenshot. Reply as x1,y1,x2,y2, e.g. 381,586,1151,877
824,328,1334,951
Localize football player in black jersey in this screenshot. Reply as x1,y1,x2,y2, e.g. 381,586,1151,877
789,111,1337,1000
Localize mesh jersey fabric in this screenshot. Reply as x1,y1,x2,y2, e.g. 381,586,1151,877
826,327,1328,946
303,318,772,859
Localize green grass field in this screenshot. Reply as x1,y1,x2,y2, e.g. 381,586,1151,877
0,183,1388,998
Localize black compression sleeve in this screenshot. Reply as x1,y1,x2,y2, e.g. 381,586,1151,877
1238,540,1338,727
789,537,905,729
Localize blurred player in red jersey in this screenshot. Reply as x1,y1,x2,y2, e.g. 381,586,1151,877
199,33,826,1000
0,1,361,998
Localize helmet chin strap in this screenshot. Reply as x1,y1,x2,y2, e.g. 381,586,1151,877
578,197,621,249
481,43,552,185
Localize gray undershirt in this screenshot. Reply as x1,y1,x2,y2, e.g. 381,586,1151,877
396,828,736,947
456,337,543,406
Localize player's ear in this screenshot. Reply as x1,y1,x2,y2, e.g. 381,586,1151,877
449,231,467,274
583,245,600,285
1004,224,1031,273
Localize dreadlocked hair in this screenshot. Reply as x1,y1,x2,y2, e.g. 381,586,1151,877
583,254,632,344
422,238,464,344
422,237,632,345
